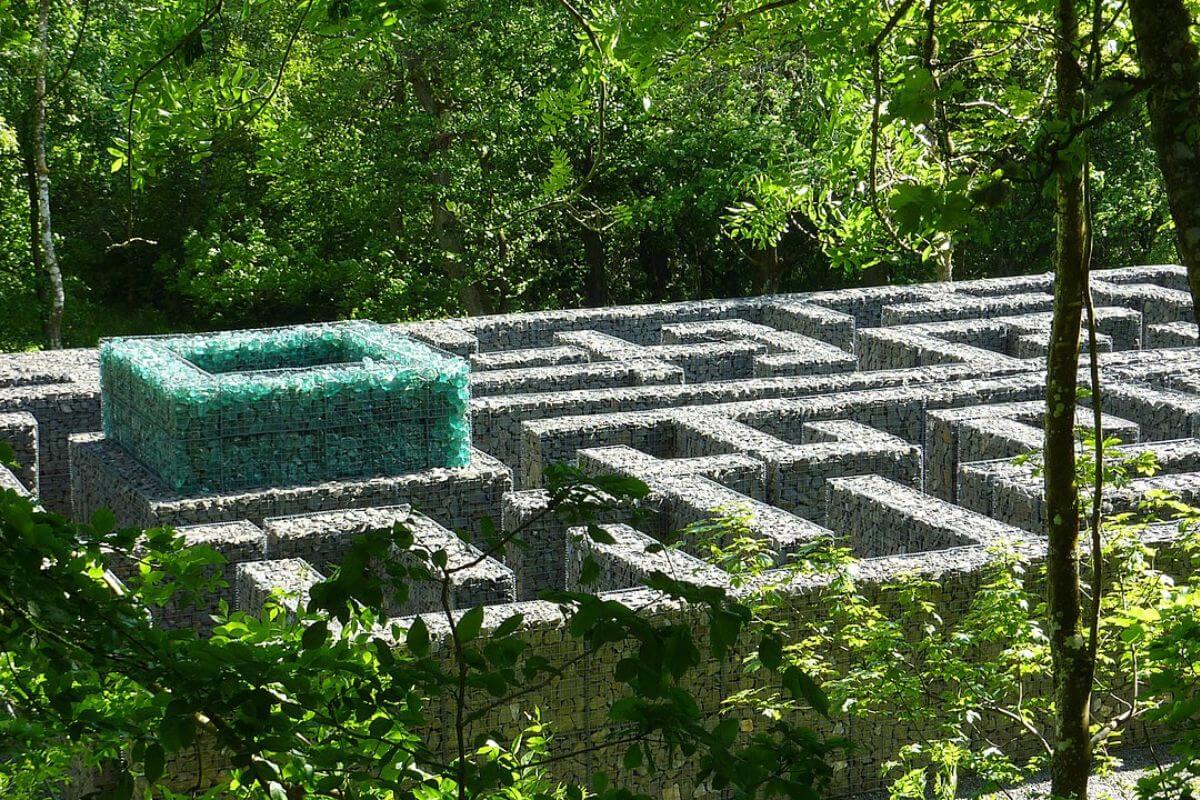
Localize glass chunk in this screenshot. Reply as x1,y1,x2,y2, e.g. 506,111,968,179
99,321,472,493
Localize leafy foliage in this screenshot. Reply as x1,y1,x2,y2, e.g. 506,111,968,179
693,435,1200,798
0,0,1179,347
0,464,840,799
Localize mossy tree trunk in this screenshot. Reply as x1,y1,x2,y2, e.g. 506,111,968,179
1045,1,1092,798
1128,0,1200,330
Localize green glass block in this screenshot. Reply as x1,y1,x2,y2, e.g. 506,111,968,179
100,321,472,493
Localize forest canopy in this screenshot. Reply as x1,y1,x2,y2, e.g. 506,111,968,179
0,0,1182,350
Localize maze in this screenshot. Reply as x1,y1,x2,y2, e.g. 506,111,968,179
3,264,1200,796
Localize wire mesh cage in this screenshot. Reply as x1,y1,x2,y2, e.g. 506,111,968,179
100,321,471,493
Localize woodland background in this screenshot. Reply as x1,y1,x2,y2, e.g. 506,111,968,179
0,0,1181,350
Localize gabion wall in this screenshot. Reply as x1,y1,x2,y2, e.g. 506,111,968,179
0,348,99,512
0,411,39,495
99,322,471,492
12,263,1200,799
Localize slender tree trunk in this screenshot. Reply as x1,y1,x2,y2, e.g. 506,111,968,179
750,246,782,294
923,0,955,282
33,0,65,348
581,225,609,307
17,122,48,318
579,148,609,307
1045,1,1091,798
932,243,953,282
429,184,492,315
407,60,493,316
1128,0,1200,329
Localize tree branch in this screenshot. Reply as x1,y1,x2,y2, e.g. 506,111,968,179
242,0,316,127
123,0,224,239
44,0,93,100
556,0,603,55
867,0,923,257
715,0,799,34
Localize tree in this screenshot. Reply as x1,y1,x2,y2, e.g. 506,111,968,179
27,0,63,348
585,2,1180,797
2,0,81,348
0,0,1177,348
1042,0,1091,795
1128,0,1200,331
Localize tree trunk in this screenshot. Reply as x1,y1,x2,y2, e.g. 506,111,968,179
750,246,782,295
17,121,48,318
1128,0,1200,329
933,241,953,282
429,187,492,315
923,0,955,283
581,225,609,307
33,0,65,349
639,231,670,302
579,147,609,307
1045,1,1092,798
407,60,493,316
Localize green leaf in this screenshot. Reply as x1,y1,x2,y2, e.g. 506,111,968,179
591,772,609,794
493,613,524,638
587,525,616,545
457,606,484,642
783,667,830,718
889,67,936,125
407,616,430,657
1120,623,1144,643
623,743,643,769
302,620,329,650
539,146,573,196
713,716,738,749
710,609,743,658
158,714,194,752
91,507,116,534
615,657,639,682
758,634,783,670
579,554,600,585
587,473,650,500
391,521,414,549
252,759,282,784
143,742,165,783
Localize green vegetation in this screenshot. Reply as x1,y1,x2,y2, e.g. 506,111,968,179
0,459,843,800
0,0,1188,348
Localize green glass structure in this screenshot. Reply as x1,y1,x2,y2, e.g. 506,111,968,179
100,321,471,493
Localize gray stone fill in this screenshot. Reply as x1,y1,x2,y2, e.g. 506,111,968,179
0,411,39,494
13,263,1200,800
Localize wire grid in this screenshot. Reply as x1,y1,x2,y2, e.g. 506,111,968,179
100,321,471,493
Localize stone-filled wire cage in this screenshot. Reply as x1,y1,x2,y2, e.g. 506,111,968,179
99,321,471,493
